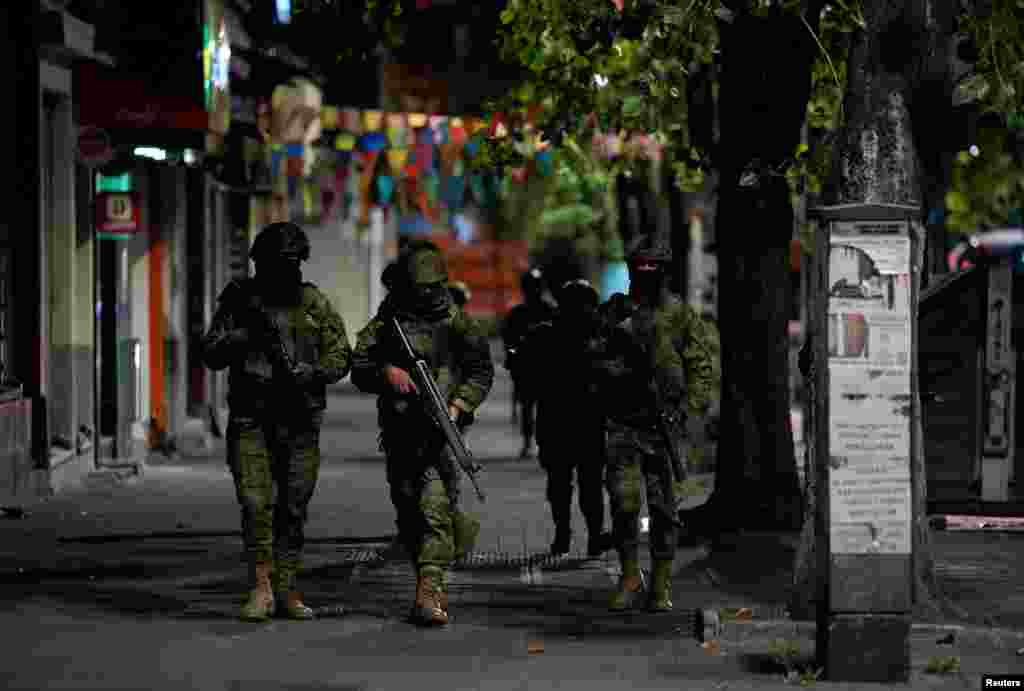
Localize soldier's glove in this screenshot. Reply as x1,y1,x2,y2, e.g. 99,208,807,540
290,362,318,387
384,365,418,395
448,400,474,428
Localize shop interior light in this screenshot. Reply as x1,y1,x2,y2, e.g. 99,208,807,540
275,0,291,24
183,149,198,165
133,147,167,162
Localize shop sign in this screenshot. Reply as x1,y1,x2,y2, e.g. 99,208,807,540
75,63,208,134
76,126,114,167
96,192,140,235
204,0,232,136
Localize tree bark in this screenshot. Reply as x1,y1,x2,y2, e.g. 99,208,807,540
683,5,824,533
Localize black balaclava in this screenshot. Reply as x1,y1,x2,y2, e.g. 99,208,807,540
393,246,452,320
558,280,599,336
628,262,667,307
251,222,308,304
255,255,303,303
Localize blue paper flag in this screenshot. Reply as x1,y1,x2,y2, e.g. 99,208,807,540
376,175,394,205
360,132,389,152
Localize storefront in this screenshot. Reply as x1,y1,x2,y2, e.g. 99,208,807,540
75,54,210,461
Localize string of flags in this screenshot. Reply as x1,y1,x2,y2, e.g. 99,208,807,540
257,106,664,229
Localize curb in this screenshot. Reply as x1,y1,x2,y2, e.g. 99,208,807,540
715,618,1024,644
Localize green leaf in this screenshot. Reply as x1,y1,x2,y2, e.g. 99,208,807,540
945,190,969,213
500,8,516,25
955,74,991,104
622,95,644,118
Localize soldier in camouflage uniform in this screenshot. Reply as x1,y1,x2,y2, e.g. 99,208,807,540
501,268,556,458
595,234,715,612
351,240,494,627
523,279,612,557
200,222,352,622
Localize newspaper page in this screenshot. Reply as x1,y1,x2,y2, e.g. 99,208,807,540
827,221,913,555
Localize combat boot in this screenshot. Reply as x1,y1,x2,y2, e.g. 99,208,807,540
240,560,276,622
412,567,449,626
649,559,674,612
608,558,645,611
279,590,315,620
272,564,315,620
550,524,571,556
586,531,613,558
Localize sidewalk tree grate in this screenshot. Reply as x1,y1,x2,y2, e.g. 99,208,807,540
325,545,613,571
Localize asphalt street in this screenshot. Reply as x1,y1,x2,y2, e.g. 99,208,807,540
0,362,1022,689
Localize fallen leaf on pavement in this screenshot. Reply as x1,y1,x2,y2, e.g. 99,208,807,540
528,640,544,655
1016,647,1023,656
702,640,722,656
735,607,753,621
936,633,955,645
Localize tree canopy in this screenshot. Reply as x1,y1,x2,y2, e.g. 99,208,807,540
316,0,1024,235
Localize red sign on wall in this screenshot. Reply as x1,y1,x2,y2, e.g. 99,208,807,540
96,193,140,235
75,63,208,134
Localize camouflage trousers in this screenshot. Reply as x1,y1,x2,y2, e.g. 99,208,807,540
226,411,323,587
382,428,463,576
605,418,679,562
539,431,606,537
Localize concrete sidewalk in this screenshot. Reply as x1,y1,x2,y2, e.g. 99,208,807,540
2,454,1023,690
2,370,1023,688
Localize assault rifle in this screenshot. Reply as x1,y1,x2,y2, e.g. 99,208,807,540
253,307,302,385
392,316,486,502
222,280,302,385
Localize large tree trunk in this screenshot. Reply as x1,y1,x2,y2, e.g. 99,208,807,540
790,0,943,619
683,4,825,533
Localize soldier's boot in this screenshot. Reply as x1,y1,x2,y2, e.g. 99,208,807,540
281,591,315,620
412,566,449,627
239,560,276,622
648,559,674,612
550,521,571,556
608,558,645,611
272,562,315,620
586,531,614,558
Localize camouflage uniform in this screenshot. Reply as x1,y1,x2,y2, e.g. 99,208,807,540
596,237,715,612
501,268,556,458
351,241,494,626
201,222,352,621
523,279,611,557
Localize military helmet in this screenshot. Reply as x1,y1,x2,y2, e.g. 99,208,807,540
448,280,471,306
250,222,311,262
557,278,599,308
521,267,544,293
381,261,399,291
625,233,672,266
398,239,449,285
